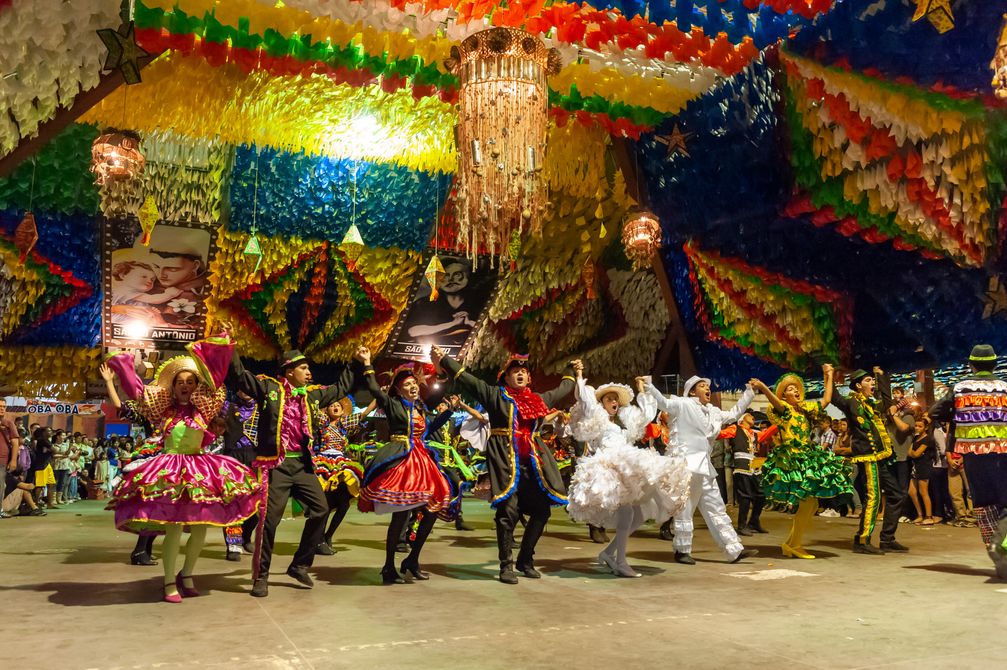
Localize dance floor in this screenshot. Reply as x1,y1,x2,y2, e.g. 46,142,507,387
2,499,1003,669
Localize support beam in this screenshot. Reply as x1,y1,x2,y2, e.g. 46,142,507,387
0,51,163,178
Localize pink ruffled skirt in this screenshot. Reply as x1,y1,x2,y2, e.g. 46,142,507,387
108,453,261,534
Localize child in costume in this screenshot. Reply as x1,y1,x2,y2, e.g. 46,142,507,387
100,335,260,603
643,376,759,564
568,374,689,577
314,397,364,556
356,349,457,585
751,365,852,559
432,346,581,584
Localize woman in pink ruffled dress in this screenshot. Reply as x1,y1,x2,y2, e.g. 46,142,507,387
100,334,260,603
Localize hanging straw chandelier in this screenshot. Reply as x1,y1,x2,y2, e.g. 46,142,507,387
621,208,662,270
448,28,561,259
90,129,145,185
993,15,1007,99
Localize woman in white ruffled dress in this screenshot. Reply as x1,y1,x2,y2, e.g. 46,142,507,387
567,373,690,577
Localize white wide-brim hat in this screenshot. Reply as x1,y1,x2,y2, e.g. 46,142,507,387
682,375,711,398
594,383,633,407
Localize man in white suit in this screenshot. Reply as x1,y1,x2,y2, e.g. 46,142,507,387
645,375,760,564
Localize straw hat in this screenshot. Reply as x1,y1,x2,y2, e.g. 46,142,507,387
154,355,201,391
595,383,633,407
774,374,805,403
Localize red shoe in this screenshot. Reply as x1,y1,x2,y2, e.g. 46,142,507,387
162,583,182,604
175,572,200,598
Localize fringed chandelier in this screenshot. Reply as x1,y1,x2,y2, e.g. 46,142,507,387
621,209,662,270
90,129,145,185
993,14,1007,99
448,28,561,259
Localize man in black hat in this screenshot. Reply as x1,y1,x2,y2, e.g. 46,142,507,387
830,366,908,555
228,344,362,597
930,344,1007,579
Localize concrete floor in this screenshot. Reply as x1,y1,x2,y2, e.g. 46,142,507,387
2,500,1005,670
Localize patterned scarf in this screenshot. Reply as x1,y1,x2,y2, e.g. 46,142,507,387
502,385,550,420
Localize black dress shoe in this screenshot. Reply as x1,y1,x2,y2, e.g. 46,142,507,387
737,526,753,536
748,522,769,534
499,567,519,585
879,541,909,553
381,567,405,584
730,549,759,564
130,551,158,566
589,525,607,544
517,565,542,579
250,577,269,597
225,550,242,562
242,542,254,555
396,542,410,553
286,566,314,588
315,541,334,556
400,560,430,581
674,552,696,565
660,520,675,541
455,518,475,531
853,542,885,555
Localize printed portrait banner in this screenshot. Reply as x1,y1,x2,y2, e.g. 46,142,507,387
102,217,218,349
386,252,499,363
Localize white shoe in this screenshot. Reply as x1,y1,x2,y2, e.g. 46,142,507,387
820,509,839,518
613,561,642,578
598,550,617,572
898,516,911,523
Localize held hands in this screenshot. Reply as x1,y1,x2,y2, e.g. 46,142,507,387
354,345,371,366
429,345,447,369
570,359,584,379
634,376,648,394
748,378,765,393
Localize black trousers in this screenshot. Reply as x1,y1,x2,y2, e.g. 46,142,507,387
714,467,728,505
258,456,329,577
929,468,950,519
855,460,906,545
323,484,353,542
494,462,552,569
733,472,764,528
893,459,912,517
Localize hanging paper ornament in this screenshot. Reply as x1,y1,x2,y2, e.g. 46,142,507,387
243,229,263,279
136,195,159,245
339,223,364,270
621,209,661,270
582,258,597,300
96,21,151,85
424,254,446,302
507,229,522,272
993,14,1007,99
912,0,955,34
14,212,38,261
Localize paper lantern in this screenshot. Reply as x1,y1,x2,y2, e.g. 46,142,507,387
90,129,145,185
448,28,561,258
912,0,955,34
621,209,661,270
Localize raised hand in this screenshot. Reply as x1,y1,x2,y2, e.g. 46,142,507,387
748,378,765,392
822,363,834,376
634,376,647,394
429,345,447,368
570,359,584,378
98,363,114,383
354,345,371,366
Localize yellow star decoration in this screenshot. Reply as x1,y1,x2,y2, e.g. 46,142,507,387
655,124,693,158
97,22,151,85
912,0,955,34
982,275,1007,319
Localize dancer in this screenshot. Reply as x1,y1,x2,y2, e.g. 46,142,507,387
100,335,260,603
221,391,260,560
568,373,689,577
314,397,363,556
830,367,908,555
751,365,852,559
432,346,581,584
930,344,1007,578
727,413,767,536
228,345,358,598
643,376,759,564
355,348,456,584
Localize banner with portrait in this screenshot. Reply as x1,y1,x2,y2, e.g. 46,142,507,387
386,253,499,362
101,217,218,349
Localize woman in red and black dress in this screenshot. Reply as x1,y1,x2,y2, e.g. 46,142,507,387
355,347,457,584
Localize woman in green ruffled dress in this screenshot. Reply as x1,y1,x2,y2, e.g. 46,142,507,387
751,364,852,559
